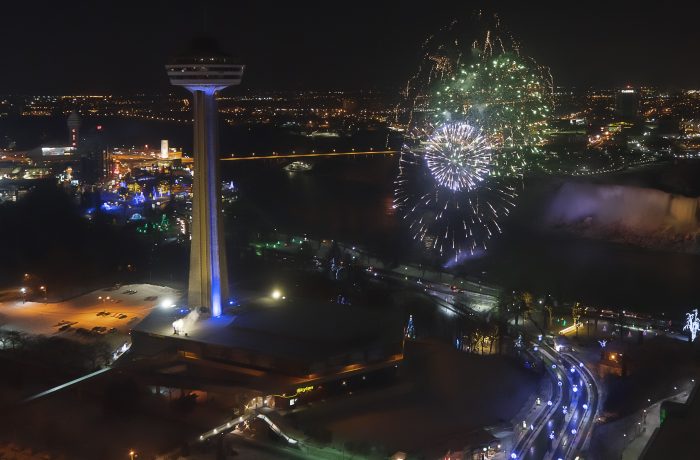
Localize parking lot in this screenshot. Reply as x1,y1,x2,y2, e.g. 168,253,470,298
0,284,180,343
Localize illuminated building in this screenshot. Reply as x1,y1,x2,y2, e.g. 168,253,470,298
67,110,81,148
130,293,404,396
167,37,244,317
615,87,640,119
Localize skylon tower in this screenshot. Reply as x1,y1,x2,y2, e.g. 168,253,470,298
167,38,244,317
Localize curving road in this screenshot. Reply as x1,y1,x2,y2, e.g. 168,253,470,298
510,343,599,460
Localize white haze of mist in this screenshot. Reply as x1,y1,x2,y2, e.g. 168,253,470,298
546,182,699,232
172,308,200,334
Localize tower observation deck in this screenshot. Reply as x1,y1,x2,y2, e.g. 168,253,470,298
167,38,245,317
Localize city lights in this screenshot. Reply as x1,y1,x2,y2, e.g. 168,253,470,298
2,5,699,460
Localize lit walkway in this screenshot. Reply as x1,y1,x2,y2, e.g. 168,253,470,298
621,391,690,460
22,367,112,403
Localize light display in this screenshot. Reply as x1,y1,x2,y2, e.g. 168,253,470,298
394,121,516,259
424,122,491,191
405,314,416,339
684,309,700,342
395,12,552,260
399,11,553,175
432,52,552,158
514,334,523,349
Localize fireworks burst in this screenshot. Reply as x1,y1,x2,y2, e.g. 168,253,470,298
397,11,522,128
434,52,552,154
424,122,491,192
394,121,517,260
394,11,552,261
396,11,553,174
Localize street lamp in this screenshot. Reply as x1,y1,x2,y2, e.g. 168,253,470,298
129,450,136,460
20,287,27,304
39,286,46,301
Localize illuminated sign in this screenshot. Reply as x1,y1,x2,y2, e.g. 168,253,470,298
41,147,76,156
273,385,315,400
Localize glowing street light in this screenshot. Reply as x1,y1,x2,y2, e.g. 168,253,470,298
271,289,282,300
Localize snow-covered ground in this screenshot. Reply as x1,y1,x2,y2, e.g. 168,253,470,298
0,284,180,343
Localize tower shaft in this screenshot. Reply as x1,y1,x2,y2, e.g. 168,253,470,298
167,37,243,317
187,88,228,316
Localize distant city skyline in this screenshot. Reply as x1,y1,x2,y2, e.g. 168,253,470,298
2,1,699,93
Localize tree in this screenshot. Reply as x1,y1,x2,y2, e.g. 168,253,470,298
487,323,499,354
543,304,553,330
572,303,583,337
521,291,534,319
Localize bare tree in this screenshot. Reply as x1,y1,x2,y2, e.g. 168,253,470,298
572,303,583,337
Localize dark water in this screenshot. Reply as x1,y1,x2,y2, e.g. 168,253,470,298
225,155,700,316
222,156,399,243
5,116,700,316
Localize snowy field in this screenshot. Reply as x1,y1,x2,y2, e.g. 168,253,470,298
0,284,180,342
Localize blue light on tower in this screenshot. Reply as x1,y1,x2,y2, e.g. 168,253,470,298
167,38,244,317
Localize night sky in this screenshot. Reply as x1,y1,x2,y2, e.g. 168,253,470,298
2,1,698,93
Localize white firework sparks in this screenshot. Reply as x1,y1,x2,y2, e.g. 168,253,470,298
424,122,491,192
394,120,517,260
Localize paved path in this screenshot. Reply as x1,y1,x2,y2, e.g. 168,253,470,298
621,391,690,460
